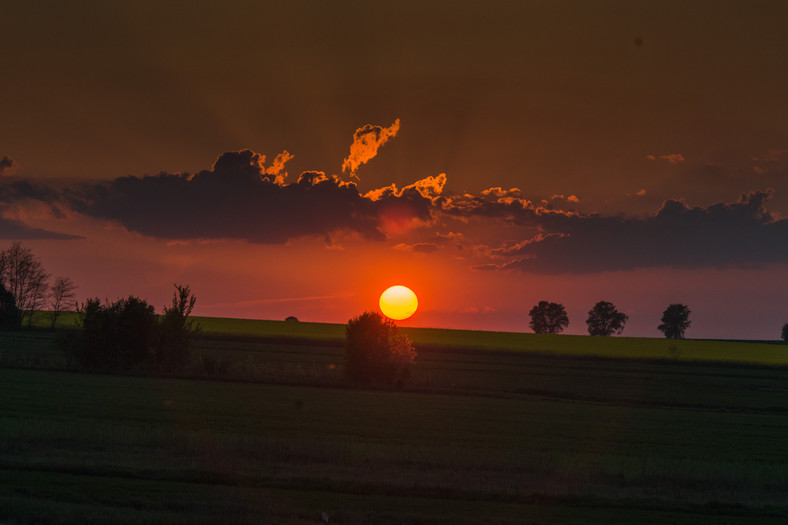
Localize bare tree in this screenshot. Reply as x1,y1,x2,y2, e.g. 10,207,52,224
49,276,77,329
0,242,50,327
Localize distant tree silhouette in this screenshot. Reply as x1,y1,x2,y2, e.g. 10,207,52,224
0,283,21,330
529,301,569,334
285,315,299,322
345,311,416,387
0,242,50,327
62,296,158,371
782,323,788,343
586,301,628,336
60,285,201,373
153,284,201,372
49,276,77,329
658,304,691,339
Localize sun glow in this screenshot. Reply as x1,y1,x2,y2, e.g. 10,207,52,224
379,285,418,320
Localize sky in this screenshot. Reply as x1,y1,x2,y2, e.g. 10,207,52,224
1,0,787,339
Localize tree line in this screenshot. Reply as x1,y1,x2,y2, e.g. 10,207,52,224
1,242,786,388
0,242,76,329
529,300,693,339
0,242,201,373
57,285,200,373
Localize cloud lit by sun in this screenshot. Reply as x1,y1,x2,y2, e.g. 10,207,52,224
341,119,400,177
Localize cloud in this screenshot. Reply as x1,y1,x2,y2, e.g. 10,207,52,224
661,153,685,164
468,190,787,274
0,178,80,239
393,242,439,254
647,153,685,164
551,194,579,203
341,119,400,177
68,149,434,244
7,133,785,274
0,156,17,175
437,189,574,227
481,187,522,199
264,150,294,183
365,173,446,201
0,216,80,240
0,180,64,205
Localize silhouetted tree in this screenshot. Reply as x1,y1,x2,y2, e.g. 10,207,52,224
0,283,21,330
60,286,200,373
49,276,77,329
153,284,201,372
529,301,569,334
782,323,788,343
586,301,628,336
345,311,416,386
0,242,49,327
658,304,691,339
61,296,158,372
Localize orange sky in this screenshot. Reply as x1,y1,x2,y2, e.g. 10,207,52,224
2,1,787,339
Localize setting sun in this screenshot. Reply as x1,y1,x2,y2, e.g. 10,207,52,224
379,285,418,320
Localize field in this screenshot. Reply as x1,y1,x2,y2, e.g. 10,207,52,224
38,313,788,365
2,316,788,523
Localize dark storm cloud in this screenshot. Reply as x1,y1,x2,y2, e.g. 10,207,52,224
0,177,81,239
0,180,64,203
0,216,79,240
7,145,785,271
0,156,17,175
465,190,788,274
437,190,575,227
68,150,434,243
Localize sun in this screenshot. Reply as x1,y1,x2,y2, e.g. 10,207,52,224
379,285,418,320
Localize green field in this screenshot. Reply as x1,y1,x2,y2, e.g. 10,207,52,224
2,316,788,523
39,312,788,366
197,317,788,366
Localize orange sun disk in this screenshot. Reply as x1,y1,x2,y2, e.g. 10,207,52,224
379,285,418,320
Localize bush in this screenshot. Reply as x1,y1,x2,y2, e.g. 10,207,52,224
345,311,416,387
59,285,200,373
62,296,158,372
0,283,21,330
153,285,201,372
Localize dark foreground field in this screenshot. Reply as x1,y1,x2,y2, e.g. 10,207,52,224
1,327,787,523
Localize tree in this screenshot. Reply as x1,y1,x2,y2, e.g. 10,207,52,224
0,242,49,327
586,301,628,336
49,276,77,329
782,323,788,343
529,301,569,334
62,296,158,372
0,283,21,329
153,284,201,372
345,311,416,386
60,285,200,373
658,304,691,339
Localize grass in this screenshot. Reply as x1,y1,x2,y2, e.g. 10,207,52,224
35,311,788,365
3,314,788,522
196,316,788,366
1,367,787,523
